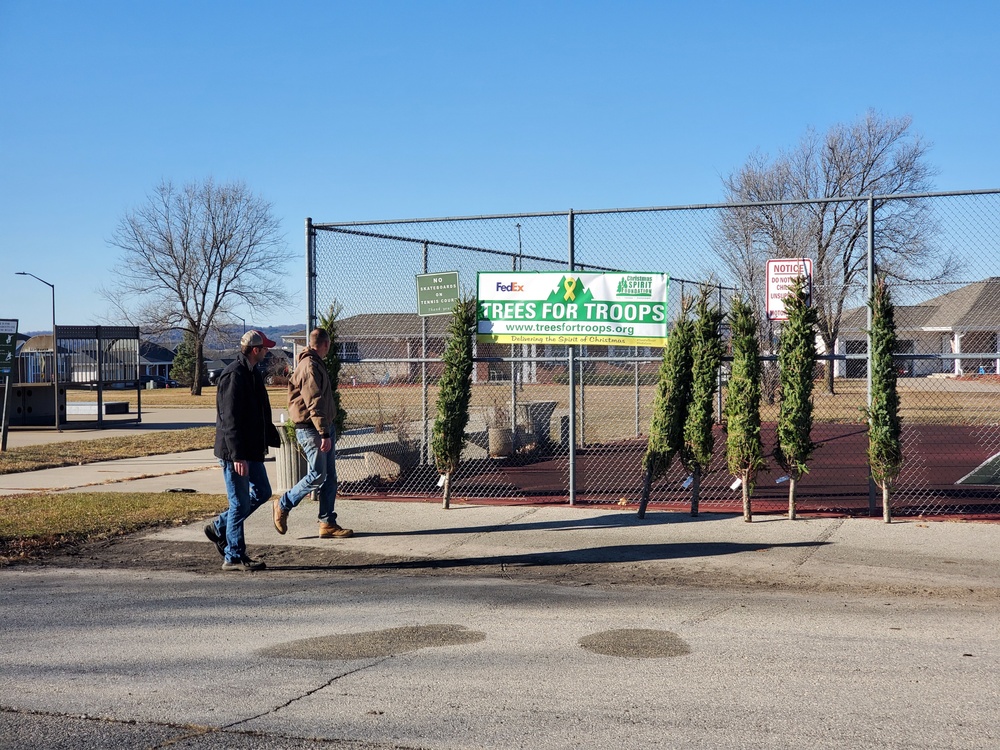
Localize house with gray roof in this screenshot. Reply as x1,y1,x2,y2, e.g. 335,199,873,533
283,314,455,384
836,277,1000,377
139,340,175,379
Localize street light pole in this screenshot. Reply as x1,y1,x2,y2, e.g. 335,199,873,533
15,272,60,431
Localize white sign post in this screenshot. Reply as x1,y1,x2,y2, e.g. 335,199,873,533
765,258,813,321
1,318,18,452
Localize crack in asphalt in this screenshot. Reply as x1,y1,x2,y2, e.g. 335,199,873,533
791,517,845,568
222,657,391,733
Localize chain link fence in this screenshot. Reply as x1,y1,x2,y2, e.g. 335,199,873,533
308,189,1000,517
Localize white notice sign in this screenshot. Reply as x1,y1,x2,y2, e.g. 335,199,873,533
765,258,812,321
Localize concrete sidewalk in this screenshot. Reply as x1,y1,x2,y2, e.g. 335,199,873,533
4,432,1000,596
0,449,220,495
159,491,1000,596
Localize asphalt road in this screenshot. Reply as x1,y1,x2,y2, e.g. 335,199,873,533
2,411,1000,748
2,510,999,749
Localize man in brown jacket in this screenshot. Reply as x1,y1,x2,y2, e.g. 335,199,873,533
272,328,353,538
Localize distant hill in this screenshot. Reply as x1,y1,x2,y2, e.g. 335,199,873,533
145,324,304,350
261,324,304,341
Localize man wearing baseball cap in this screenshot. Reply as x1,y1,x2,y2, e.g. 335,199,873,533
205,329,281,571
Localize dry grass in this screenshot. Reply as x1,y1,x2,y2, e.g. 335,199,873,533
0,427,215,475
66,385,292,410
65,376,1000,442
0,491,226,564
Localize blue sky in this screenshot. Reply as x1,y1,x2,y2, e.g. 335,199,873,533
2,0,997,333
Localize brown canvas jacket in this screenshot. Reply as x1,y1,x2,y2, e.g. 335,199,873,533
287,348,336,437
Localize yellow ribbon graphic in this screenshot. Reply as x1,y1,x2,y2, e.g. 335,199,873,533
563,277,577,301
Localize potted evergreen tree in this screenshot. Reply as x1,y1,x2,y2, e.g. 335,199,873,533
724,294,766,522
432,295,477,509
774,276,819,520
680,286,724,517
638,297,693,519
865,276,903,523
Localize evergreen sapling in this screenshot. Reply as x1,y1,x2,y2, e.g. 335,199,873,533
724,295,766,522
431,296,477,509
680,287,724,516
318,301,348,433
865,276,903,523
774,276,819,519
638,298,694,518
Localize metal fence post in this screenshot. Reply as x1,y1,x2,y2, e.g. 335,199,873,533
717,282,724,422
511,254,518,453
634,350,641,438
421,242,429,466
578,355,585,447
867,195,878,515
96,326,104,429
305,217,316,332
567,209,577,505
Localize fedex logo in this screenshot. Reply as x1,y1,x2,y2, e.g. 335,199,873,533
496,281,525,292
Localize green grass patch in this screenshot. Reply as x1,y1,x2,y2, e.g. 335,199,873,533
0,491,227,564
0,426,216,475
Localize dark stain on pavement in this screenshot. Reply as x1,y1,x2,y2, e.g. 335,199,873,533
258,624,486,661
579,628,691,658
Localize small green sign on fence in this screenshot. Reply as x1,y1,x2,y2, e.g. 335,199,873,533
415,272,460,316
0,319,18,377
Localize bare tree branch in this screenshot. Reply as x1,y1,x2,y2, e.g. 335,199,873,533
715,110,959,394
102,178,290,394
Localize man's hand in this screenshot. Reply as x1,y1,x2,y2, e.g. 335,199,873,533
320,436,333,453
234,459,249,477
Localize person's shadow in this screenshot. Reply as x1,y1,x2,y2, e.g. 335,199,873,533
271,509,828,572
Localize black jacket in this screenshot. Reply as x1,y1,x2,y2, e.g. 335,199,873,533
214,352,279,462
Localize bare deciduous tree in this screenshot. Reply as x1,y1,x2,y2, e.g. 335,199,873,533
718,110,957,393
104,178,288,394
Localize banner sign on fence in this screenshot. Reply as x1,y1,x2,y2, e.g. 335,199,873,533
415,271,460,316
766,258,812,321
477,271,669,346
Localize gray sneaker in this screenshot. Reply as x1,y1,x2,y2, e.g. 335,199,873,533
222,556,266,572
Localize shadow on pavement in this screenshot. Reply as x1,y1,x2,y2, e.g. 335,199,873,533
269,540,827,572
360,510,738,538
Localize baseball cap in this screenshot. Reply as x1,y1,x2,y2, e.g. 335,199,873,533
241,329,276,348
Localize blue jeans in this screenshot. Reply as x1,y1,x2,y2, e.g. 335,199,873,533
212,459,272,562
279,426,338,524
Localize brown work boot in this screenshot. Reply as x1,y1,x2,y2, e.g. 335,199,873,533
273,496,288,535
318,521,354,538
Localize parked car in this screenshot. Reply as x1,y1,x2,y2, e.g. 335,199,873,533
140,374,179,388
